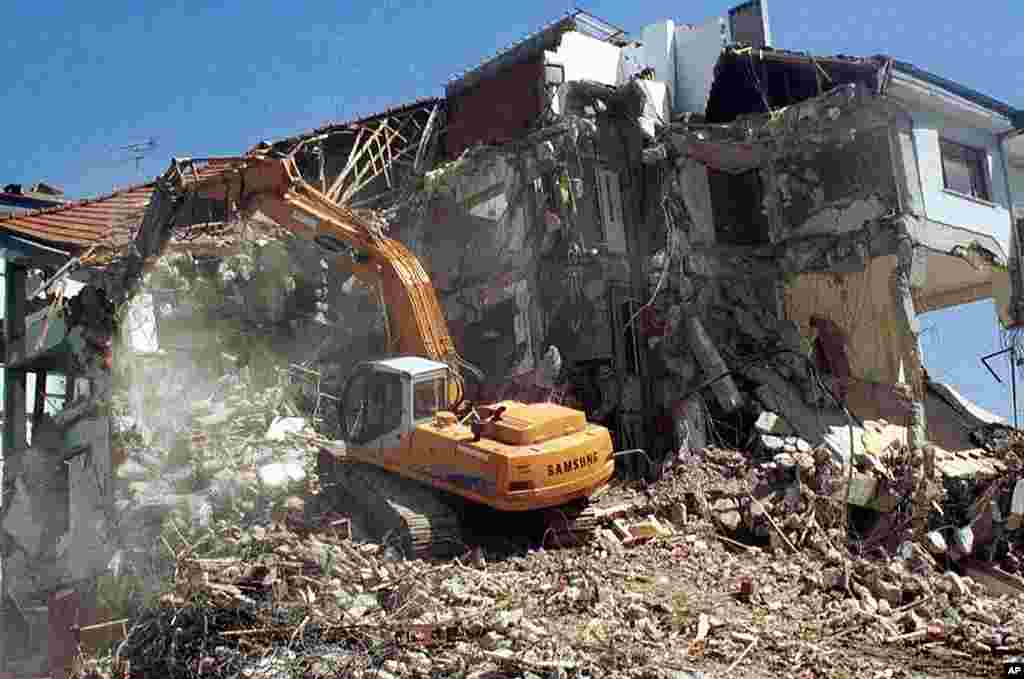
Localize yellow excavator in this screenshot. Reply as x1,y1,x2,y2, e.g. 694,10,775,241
161,152,616,557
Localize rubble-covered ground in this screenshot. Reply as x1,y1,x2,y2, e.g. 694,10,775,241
74,429,1023,679
58,246,1022,679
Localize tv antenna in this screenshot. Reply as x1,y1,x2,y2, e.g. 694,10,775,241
114,137,158,175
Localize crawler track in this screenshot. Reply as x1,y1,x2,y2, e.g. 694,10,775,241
319,452,601,559
324,460,466,559
538,504,597,548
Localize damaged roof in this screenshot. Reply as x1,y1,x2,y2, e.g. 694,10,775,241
256,96,443,151
888,59,1024,127
0,181,156,253
706,46,885,123
0,191,66,215
707,45,1023,127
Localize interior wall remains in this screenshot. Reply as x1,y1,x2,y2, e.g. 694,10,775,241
784,255,911,386
769,125,899,242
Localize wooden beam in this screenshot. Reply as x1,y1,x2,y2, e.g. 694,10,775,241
414,104,441,173
334,122,390,202
326,126,367,202
342,124,413,204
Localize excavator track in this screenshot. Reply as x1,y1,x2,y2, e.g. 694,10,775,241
322,459,465,560
318,453,601,558
538,504,597,548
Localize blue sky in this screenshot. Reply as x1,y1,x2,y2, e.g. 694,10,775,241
3,0,1023,421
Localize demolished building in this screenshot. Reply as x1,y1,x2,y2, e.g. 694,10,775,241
2,2,1024,676
243,6,1024,475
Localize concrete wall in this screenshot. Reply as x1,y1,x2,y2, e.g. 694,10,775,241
784,255,911,385
546,31,621,86
395,127,638,405
770,125,900,241
637,3,769,117
1009,163,1024,214
728,0,771,48
639,20,675,107
908,109,1014,256
672,17,729,116
64,416,114,583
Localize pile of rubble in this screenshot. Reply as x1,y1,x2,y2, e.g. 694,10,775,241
67,448,1024,679
62,339,1024,679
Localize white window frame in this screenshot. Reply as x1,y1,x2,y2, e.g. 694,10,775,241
939,138,991,203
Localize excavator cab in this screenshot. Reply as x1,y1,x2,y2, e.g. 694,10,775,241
340,357,452,446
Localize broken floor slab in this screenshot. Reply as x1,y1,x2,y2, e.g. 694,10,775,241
749,370,1011,482
747,364,859,465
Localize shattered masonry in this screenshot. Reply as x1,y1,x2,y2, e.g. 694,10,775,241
1,3,1024,677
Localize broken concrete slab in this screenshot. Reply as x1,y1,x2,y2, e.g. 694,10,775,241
748,365,857,465
836,472,901,513
1,478,45,557
258,462,307,488
930,381,1007,428
755,411,794,436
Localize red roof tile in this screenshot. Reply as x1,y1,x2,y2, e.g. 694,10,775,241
0,182,156,251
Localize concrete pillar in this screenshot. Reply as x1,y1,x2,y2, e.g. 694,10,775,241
891,234,933,541
0,261,27,675
675,158,715,246
890,237,926,450
680,313,743,413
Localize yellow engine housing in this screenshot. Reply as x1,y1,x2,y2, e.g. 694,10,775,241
347,401,614,512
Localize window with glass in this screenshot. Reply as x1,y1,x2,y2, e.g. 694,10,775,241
342,371,403,444
940,139,991,202
413,376,446,421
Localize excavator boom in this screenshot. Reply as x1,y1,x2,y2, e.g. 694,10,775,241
164,153,470,398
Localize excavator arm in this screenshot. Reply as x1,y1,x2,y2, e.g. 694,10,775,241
153,152,613,554
162,153,479,402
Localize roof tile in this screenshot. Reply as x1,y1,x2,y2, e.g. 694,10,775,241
0,182,155,251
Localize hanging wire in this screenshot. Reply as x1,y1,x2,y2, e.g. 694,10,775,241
746,52,774,117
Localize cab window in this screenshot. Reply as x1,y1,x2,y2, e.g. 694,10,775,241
413,376,446,421
344,371,403,444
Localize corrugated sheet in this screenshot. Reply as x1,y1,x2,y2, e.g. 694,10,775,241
0,182,156,251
